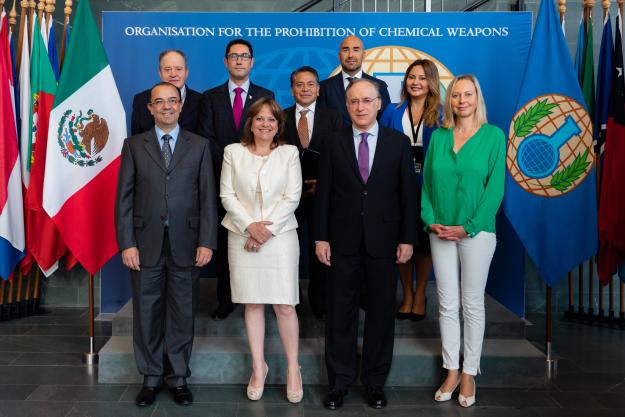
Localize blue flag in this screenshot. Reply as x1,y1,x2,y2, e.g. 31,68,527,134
503,0,598,286
574,14,585,85
594,13,613,148
47,24,59,81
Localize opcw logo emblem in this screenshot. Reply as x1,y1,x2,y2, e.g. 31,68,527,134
57,109,109,167
507,94,594,197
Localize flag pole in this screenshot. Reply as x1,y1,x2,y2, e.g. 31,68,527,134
83,273,98,365
44,0,54,31
6,278,15,319
609,277,615,325
0,280,5,321
15,0,27,74
32,269,41,313
23,270,32,315
546,285,556,379
620,281,624,328
59,0,71,69
27,0,34,46
8,1,17,31
36,0,43,24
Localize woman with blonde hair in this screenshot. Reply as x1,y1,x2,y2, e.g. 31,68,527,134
421,74,505,408
220,97,303,403
380,59,441,321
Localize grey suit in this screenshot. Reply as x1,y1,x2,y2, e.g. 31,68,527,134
115,127,218,388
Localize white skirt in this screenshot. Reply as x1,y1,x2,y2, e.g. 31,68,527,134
228,229,300,305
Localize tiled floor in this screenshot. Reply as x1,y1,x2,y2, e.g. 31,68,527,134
0,308,623,416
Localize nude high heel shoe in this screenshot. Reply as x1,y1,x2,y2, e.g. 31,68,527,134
434,376,460,402
286,366,303,404
458,378,476,408
247,363,269,401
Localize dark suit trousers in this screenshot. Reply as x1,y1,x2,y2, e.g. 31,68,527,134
325,244,397,390
216,203,232,307
295,193,327,314
131,233,200,388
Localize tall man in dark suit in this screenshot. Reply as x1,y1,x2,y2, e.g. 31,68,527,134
318,36,391,126
198,39,274,320
284,66,342,320
116,82,218,408
314,79,417,410
131,50,202,135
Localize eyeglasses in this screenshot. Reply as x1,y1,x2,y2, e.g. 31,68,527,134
227,53,252,61
150,97,180,107
347,97,380,106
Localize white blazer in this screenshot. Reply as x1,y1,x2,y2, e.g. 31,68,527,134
220,143,302,236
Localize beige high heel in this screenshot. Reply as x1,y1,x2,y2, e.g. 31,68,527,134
286,366,303,404
434,375,460,402
458,377,476,408
247,363,269,401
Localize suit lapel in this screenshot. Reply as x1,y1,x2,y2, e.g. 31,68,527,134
367,129,385,183
144,129,167,172
340,128,364,186
219,82,237,134
308,108,324,152
168,129,192,172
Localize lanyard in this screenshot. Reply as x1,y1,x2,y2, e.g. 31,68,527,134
407,103,424,146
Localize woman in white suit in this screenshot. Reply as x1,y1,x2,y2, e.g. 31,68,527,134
220,97,303,403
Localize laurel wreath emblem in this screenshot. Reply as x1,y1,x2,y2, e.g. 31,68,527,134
57,109,103,167
512,99,588,190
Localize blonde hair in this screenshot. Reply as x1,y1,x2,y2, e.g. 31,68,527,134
442,74,487,129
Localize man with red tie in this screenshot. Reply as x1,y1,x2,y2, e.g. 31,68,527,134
198,39,274,320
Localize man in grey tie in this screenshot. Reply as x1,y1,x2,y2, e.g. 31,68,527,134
116,81,218,408
314,78,417,410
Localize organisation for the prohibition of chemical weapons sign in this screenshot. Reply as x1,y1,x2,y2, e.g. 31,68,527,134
101,11,531,315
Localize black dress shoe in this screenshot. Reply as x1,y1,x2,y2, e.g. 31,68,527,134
135,387,159,407
396,311,411,320
323,388,347,410
211,303,234,320
410,297,427,322
367,386,387,409
171,385,193,406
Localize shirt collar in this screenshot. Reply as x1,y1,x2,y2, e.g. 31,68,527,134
295,101,316,114
342,70,363,81
228,78,250,94
155,123,180,142
352,122,379,139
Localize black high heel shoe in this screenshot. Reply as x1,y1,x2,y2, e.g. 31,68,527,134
396,310,411,320
410,297,427,322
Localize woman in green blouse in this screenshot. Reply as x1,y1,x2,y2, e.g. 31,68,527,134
421,74,505,408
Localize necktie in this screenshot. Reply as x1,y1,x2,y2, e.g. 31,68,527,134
358,132,369,182
161,134,173,168
233,87,244,129
347,76,356,84
297,109,310,148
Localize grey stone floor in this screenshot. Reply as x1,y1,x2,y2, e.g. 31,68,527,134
0,308,624,417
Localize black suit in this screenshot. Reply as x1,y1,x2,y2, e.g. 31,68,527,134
284,104,343,316
318,73,391,126
314,125,417,389
131,86,202,135
197,81,274,309
115,128,218,388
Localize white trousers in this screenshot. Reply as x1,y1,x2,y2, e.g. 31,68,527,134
429,232,497,376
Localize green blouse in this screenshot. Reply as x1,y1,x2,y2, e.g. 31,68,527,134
421,123,506,237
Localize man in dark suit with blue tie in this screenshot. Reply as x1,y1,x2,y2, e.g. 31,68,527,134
283,66,343,320
116,82,218,408
318,36,391,126
198,39,274,319
314,79,417,411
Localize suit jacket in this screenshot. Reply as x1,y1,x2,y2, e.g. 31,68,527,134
379,101,438,155
197,81,274,164
220,143,302,236
313,126,418,258
115,128,218,267
284,104,344,155
130,86,202,135
318,73,391,126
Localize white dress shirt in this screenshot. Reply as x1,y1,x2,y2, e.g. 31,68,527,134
342,70,363,90
228,79,251,107
352,122,379,171
295,101,316,139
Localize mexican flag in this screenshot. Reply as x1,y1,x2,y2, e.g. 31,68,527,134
43,0,126,274
24,15,66,275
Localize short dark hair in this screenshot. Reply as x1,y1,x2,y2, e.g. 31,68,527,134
158,49,188,68
225,38,253,58
290,66,319,86
240,97,286,148
150,81,182,101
